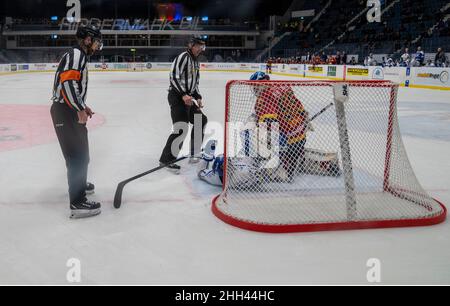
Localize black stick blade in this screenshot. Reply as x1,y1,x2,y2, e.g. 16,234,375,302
112,156,188,210
113,182,125,209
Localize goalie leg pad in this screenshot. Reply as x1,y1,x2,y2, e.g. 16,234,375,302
281,140,306,180
198,169,223,186
298,148,342,177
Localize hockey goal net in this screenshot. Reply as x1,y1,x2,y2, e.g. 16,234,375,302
212,80,446,233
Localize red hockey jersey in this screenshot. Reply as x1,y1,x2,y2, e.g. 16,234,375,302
254,85,308,145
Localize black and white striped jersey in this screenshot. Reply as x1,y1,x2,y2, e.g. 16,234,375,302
51,46,88,111
169,50,202,99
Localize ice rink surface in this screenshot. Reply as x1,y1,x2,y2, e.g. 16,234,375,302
0,70,449,284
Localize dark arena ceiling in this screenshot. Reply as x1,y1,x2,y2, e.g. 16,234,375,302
1,0,295,21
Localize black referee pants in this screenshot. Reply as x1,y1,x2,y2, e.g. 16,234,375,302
159,90,208,163
50,103,89,205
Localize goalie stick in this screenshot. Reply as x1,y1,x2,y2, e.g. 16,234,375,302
309,102,334,122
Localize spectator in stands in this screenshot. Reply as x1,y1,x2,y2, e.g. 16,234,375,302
400,48,410,67
437,19,449,36
305,52,312,63
313,54,322,65
342,52,348,65
385,56,395,67
364,53,376,66
426,59,435,67
328,55,337,65
336,51,342,65
298,20,305,33
213,54,224,62
435,48,448,67
349,56,357,65
411,46,425,67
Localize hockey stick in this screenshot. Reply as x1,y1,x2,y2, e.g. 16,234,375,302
309,102,334,122
114,99,204,209
114,101,331,209
113,156,189,209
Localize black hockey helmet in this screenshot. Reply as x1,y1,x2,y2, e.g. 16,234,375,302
188,35,206,46
76,25,102,41
76,25,103,51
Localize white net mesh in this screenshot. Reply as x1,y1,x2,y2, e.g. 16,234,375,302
213,80,446,232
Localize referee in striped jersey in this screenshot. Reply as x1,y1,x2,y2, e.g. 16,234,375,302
159,36,208,173
50,25,103,219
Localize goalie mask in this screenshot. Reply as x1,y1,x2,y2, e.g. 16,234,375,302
250,71,270,81
250,71,270,97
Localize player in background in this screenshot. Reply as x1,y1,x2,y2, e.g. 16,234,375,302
50,25,103,219
266,58,273,74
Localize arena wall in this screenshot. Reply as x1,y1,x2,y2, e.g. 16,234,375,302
1,62,449,90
